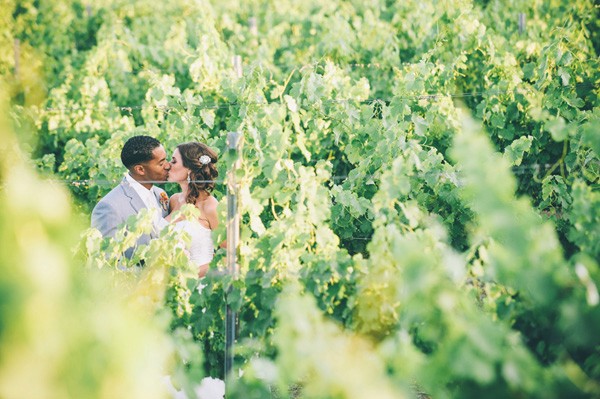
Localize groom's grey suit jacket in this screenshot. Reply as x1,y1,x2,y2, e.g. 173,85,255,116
91,177,169,259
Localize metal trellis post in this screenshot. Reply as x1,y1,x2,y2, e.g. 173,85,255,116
518,13,526,35
224,130,240,390
14,39,20,78
225,55,243,394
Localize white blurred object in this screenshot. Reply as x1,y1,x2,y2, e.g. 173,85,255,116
197,280,207,294
251,358,277,383
195,377,225,399
163,375,188,399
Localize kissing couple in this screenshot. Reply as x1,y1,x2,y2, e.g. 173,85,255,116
91,135,219,277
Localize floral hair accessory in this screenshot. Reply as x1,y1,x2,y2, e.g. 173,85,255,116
199,155,211,165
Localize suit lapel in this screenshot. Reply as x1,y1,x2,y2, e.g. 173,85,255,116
152,187,170,217
120,177,146,213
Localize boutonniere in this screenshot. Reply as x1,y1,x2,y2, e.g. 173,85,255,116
159,192,169,211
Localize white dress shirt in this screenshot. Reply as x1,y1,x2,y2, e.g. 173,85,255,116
125,174,168,233
126,173,160,209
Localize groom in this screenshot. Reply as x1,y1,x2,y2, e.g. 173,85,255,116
91,135,171,259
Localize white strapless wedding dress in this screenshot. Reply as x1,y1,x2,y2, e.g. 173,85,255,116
173,220,214,265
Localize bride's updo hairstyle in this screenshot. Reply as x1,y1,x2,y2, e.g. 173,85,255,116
177,142,218,204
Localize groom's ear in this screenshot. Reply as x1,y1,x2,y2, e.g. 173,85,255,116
132,164,145,176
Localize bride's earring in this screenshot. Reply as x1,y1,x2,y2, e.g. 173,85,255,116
187,172,191,183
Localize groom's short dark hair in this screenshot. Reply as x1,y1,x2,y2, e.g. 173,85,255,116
121,135,161,169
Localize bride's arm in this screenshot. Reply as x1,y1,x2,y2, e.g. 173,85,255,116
198,263,209,278
207,198,227,249
204,197,219,230
165,193,181,222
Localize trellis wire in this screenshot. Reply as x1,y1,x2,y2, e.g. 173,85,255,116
33,81,596,113
46,163,557,187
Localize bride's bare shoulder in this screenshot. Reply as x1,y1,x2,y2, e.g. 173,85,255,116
207,194,219,205
200,195,219,228
169,192,183,208
204,195,218,210
195,194,218,215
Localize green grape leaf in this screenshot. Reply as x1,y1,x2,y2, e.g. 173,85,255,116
504,136,533,166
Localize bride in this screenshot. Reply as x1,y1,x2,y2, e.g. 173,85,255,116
166,142,219,277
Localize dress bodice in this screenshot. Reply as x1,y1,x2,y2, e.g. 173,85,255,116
174,220,214,265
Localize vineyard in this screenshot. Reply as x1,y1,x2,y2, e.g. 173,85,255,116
1,0,599,398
